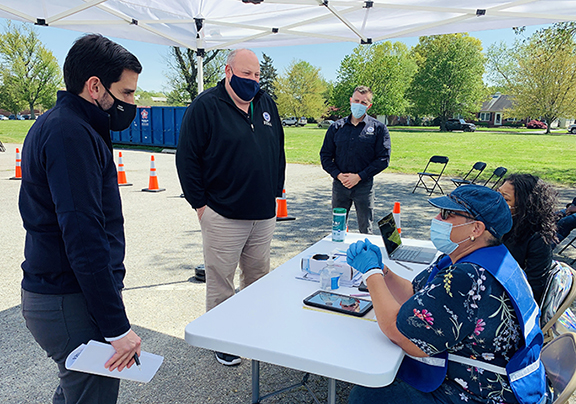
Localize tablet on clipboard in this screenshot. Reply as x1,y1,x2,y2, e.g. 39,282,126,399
303,290,373,317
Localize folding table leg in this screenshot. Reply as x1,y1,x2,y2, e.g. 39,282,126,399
252,360,260,403
327,378,336,404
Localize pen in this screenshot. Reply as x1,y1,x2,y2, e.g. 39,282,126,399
133,353,141,371
394,261,413,271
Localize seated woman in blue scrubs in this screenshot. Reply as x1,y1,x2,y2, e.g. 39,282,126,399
346,185,548,404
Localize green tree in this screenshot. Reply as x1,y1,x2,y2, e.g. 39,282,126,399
0,22,61,118
488,23,576,134
274,60,327,119
332,42,416,119
407,34,486,131
259,53,277,100
165,48,228,104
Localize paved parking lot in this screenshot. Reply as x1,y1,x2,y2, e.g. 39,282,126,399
1,143,575,403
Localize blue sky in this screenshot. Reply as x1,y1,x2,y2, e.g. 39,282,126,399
1,18,549,92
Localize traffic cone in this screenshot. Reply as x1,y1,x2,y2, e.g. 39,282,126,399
142,155,165,192
393,202,401,234
10,148,21,180
276,189,295,221
117,152,132,187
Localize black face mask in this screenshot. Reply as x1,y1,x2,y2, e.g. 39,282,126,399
96,86,137,131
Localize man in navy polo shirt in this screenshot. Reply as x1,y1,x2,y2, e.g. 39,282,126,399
320,85,391,234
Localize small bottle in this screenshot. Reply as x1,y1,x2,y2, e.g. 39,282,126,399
320,258,332,291
324,257,341,290
332,208,347,242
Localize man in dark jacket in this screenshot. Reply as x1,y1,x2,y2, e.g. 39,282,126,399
320,86,391,234
176,49,286,366
19,34,142,403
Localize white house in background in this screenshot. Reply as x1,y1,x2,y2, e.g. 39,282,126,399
476,93,517,126
477,93,575,128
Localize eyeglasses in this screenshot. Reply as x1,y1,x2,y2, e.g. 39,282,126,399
440,209,475,221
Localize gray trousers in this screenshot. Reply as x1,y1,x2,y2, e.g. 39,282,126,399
332,178,375,234
200,205,276,311
21,290,120,404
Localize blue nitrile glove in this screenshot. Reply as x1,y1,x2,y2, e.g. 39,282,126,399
346,239,383,274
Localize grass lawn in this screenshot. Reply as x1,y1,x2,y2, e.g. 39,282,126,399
3,121,575,186
287,125,576,187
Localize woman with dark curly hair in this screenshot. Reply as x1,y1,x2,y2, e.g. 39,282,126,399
498,173,558,303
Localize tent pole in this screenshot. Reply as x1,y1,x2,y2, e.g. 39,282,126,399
197,49,204,94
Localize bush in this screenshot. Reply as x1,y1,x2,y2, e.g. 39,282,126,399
526,120,547,129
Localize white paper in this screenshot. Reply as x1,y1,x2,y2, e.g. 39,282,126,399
65,340,163,383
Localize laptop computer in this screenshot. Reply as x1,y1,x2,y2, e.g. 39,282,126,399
378,213,437,264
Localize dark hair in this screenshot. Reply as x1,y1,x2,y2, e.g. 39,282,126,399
505,173,558,244
63,34,142,95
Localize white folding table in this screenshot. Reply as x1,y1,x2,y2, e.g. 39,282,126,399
185,233,435,403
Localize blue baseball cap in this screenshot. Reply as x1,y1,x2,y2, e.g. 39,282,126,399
428,184,512,239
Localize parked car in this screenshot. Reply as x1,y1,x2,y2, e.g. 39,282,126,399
317,119,334,128
281,117,297,126
281,116,307,127
21,114,31,120
568,123,576,134
445,118,476,132
0,114,8,120
8,114,25,120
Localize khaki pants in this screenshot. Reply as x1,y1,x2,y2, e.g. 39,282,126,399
200,206,276,311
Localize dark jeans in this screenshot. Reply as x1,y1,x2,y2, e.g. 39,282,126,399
21,290,120,404
332,178,374,234
557,212,576,244
348,379,450,404
348,378,552,404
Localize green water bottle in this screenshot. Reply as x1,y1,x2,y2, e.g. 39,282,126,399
332,208,347,242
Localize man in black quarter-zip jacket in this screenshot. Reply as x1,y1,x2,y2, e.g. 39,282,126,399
176,49,285,367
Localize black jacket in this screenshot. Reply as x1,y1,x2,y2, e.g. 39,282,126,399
319,114,391,181
503,232,553,303
176,80,285,220
19,91,130,338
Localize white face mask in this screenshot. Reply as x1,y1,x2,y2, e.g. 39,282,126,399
430,218,474,254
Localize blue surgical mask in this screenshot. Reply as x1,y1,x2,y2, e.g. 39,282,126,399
230,70,260,101
430,218,473,254
350,103,368,119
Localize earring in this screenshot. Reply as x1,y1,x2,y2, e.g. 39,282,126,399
471,236,475,241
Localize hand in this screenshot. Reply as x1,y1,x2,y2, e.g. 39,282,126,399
105,329,141,372
346,238,383,273
567,205,576,215
196,205,206,221
338,173,361,189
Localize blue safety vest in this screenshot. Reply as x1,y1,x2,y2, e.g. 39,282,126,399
396,245,546,404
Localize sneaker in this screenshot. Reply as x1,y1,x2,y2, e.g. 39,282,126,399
214,351,241,366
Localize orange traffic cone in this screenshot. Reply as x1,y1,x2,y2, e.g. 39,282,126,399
393,201,401,234
276,189,295,221
10,148,21,180
142,155,165,192
117,152,132,187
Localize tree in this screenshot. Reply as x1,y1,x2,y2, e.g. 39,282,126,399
0,22,61,118
274,60,327,119
407,34,486,131
165,47,228,104
488,23,576,134
259,53,277,100
332,42,416,119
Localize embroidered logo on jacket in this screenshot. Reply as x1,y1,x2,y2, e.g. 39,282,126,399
263,112,273,127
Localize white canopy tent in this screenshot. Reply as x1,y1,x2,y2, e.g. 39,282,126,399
1,0,575,91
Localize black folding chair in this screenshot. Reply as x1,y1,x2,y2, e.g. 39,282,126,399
483,166,507,189
451,161,487,188
558,234,576,266
412,155,449,195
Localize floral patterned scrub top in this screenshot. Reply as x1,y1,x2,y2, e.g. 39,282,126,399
397,260,522,404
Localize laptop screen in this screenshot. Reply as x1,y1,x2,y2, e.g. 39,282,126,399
378,213,402,255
